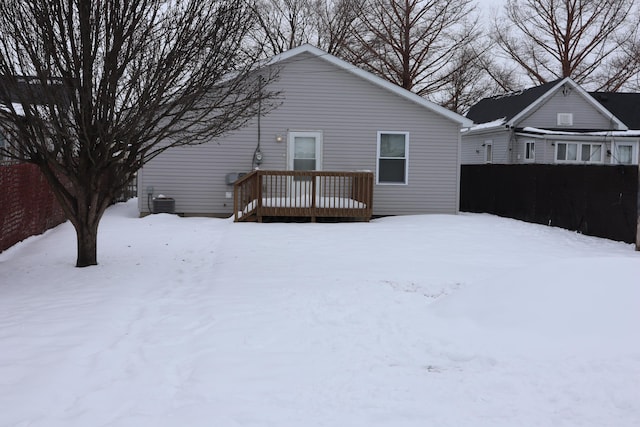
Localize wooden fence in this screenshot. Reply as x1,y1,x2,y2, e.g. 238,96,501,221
460,164,638,244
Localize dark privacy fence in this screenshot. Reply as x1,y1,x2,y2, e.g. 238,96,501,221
460,164,638,244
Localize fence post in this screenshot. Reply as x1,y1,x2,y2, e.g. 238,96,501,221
636,164,639,251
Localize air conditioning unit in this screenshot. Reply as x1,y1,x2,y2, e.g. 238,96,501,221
152,196,175,214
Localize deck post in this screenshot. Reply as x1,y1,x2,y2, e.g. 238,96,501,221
311,174,317,222
257,172,263,223
233,181,239,222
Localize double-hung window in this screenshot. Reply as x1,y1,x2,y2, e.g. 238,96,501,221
377,132,408,184
613,143,634,164
524,141,535,162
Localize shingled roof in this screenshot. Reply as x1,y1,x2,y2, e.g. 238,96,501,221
0,75,70,108
590,92,640,129
465,79,562,124
467,78,640,130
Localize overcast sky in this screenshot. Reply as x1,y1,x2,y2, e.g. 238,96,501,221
476,0,506,19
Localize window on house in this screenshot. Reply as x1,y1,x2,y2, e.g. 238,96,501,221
555,142,603,163
524,141,535,162
557,113,573,126
614,144,633,164
580,143,602,163
484,140,492,163
377,132,408,184
556,142,578,161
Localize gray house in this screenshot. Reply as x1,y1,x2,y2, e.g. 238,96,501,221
137,44,472,219
461,77,640,166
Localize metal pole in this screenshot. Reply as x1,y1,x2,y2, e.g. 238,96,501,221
636,164,639,250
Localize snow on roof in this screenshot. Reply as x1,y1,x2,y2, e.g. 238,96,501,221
466,77,629,131
519,126,640,137
462,118,506,133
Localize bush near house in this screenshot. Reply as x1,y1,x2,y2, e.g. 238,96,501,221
0,162,67,252
460,164,638,244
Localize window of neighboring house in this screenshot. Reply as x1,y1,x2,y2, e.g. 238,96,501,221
581,143,602,163
484,140,493,163
524,141,535,162
377,132,408,184
555,142,603,163
613,143,634,164
557,113,573,126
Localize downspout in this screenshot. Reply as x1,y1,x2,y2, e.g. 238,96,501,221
637,163,640,250
456,125,463,213
508,125,516,163
252,75,264,170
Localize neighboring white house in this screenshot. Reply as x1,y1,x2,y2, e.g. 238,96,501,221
137,44,472,217
461,77,640,166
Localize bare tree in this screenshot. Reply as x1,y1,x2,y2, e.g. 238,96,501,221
433,44,496,115
251,0,317,56
251,0,365,56
493,0,640,90
345,0,478,97
0,0,275,267
313,0,367,56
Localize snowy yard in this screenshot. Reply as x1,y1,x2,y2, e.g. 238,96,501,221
1,199,639,427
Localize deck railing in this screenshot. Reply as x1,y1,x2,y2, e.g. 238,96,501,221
234,170,374,222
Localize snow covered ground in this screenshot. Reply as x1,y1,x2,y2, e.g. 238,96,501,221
1,199,639,427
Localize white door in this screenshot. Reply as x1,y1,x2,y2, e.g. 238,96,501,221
288,131,322,202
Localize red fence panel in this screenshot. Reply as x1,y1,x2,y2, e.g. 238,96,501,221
0,163,67,252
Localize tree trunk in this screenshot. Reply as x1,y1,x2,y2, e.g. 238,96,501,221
74,218,100,267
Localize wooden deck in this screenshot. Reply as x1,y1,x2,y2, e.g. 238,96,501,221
233,170,374,222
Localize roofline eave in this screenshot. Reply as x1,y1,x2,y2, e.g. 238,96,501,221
268,44,473,128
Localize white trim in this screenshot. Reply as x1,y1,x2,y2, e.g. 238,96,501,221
524,141,535,162
376,131,409,185
484,140,493,163
268,44,473,128
554,141,604,164
610,141,639,165
507,78,628,130
287,131,323,171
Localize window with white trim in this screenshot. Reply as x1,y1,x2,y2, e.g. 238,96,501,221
580,143,602,163
524,141,535,162
555,142,603,163
484,140,492,163
613,143,634,164
377,132,408,184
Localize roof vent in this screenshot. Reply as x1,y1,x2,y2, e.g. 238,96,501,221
557,113,573,126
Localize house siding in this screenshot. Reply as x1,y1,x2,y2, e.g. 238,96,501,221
460,130,511,164
139,51,462,216
519,89,616,130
